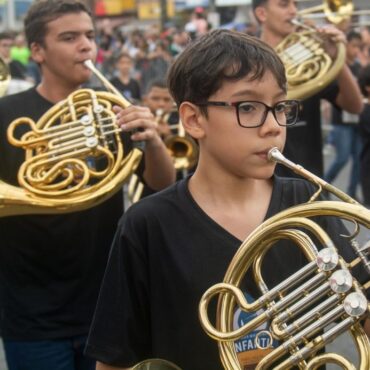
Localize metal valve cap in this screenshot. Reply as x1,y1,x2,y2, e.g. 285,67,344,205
317,248,339,271
343,292,368,317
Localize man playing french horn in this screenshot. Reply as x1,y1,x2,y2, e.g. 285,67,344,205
86,29,370,370
252,0,364,179
0,1,175,370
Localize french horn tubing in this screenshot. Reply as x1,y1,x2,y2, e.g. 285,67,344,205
163,119,199,172
276,19,346,100
199,147,370,370
0,60,142,217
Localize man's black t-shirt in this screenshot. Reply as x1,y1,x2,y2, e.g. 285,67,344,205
109,77,141,103
85,175,367,370
277,83,339,178
0,88,125,340
359,102,370,204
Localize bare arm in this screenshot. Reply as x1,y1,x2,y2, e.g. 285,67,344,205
96,362,130,370
317,26,363,114
335,64,364,114
115,105,176,190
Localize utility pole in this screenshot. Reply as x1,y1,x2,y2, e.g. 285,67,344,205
6,0,15,30
159,0,167,31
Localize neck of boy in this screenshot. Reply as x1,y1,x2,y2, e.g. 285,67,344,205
189,170,272,205
188,171,274,241
36,80,81,104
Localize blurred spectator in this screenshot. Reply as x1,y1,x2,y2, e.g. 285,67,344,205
185,7,209,39
0,32,33,95
169,30,190,57
143,78,176,139
324,31,364,199
0,32,26,79
110,52,141,103
10,33,31,67
359,26,370,67
26,57,41,85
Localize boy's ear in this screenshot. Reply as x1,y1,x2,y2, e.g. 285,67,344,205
254,6,267,23
30,42,44,64
179,102,205,139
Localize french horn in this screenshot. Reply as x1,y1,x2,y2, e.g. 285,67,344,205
297,0,370,25
199,148,370,370
155,107,198,172
0,60,142,217
276,19,346,100
164,120,198,172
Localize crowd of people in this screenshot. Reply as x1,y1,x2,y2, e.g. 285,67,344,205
0,1,369,370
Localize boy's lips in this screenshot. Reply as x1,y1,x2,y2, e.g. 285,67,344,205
255,148,280,160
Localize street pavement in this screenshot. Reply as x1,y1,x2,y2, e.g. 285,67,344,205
0,148,367,370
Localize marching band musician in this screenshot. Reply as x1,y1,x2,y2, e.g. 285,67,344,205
85,29,369,370
0,1,175,370
252,0,364,178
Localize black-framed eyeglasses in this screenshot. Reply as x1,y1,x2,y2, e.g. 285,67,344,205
195,100,300,128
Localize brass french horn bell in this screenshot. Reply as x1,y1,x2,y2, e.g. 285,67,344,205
1,60,142,217
163,119,198,172
199,148,370,370
0,57,10,97
298,0,354,24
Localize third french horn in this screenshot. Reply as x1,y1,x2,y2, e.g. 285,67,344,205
275,19,346,100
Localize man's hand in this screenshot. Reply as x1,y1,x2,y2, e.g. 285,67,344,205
316,25,346,60
114,105,163,149
114,104,176,190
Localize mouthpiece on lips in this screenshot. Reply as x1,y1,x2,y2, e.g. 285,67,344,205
268,147,283,163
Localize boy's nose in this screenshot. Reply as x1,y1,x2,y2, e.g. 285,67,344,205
259,111,283,136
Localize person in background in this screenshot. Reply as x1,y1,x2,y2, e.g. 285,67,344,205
110,52,141,103
0,1,175,370
10,33,31,67
252,0,363,178
126,79,178,203
0,32,33,95
143,79,177,139
359,26,370,67
324,31,364,199
359,64,370,206
85,29,369,370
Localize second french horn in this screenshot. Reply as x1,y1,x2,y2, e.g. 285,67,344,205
0,60,142,217
276,19,346,100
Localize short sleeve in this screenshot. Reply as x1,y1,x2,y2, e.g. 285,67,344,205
85,211,152,367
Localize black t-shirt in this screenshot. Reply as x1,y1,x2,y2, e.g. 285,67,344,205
85,175,367,370
331,62,362,126
109,77,141,103
0,88,127,340
277,83,339,178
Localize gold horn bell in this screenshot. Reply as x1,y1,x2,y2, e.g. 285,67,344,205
199,148,370,370
1,60,142,217
298,0,354,25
